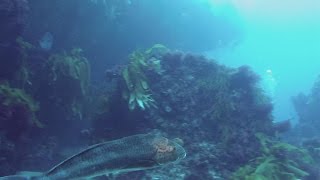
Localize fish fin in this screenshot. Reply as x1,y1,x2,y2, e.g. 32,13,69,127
0,176,23,180
0,174,34,180
47,143,108,174
0,171,42,180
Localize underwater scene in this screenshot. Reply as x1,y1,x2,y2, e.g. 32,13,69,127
1,0,320,179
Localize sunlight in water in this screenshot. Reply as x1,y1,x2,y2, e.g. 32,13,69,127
202,0,320,121
204,0,320,21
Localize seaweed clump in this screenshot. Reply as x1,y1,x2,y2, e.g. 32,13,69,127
0,43,93,174
25,47,92,145
90,45,168,138
45,48,90,118
0,82,41,140
122,44,167,111
232,133,313,180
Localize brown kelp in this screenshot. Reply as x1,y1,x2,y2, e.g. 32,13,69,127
121,44,167,110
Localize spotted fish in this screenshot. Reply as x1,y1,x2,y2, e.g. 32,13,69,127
0,133,186,180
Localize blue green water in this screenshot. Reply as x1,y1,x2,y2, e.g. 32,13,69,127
201,0,320,122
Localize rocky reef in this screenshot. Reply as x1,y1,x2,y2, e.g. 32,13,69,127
0,42,317,179
90,45,314,179
0,1,316,178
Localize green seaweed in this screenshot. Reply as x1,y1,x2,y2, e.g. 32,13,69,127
0,82,43,127
16,37,34,50
232,133,313,180
49,48,90,95
47,48,90,117
122,44,167,111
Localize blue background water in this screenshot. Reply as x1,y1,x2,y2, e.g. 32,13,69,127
201,0,320,123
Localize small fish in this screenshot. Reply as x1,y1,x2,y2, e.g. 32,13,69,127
0,133,186,180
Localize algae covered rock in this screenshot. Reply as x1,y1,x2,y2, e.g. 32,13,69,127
97,45,276,178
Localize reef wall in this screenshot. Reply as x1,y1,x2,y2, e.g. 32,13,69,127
0,38,317,178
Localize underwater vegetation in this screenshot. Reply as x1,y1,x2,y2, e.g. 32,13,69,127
0,40,92,174
122,44,167,110
232,133,312,180
0,81,44,174
32,48,91,143
0,82,41,140
47,48,90,102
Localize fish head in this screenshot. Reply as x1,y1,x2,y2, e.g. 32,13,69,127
116,135,186,173
152,137,186,165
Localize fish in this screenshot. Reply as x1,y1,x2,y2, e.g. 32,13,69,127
0,133,186,180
